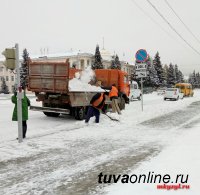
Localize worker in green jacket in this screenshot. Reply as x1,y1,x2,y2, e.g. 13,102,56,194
12,88,30,139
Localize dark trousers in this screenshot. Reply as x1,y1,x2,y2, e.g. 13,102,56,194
85,106,100,123
22,121,27,138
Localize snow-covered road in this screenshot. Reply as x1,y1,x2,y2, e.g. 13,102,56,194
0,91,200,194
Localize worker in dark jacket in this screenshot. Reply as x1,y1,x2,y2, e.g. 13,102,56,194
12,88,30,138
85,92,108,123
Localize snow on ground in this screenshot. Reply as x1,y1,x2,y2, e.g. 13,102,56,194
105,125,200,195
0,90,200,194
0,90,199,161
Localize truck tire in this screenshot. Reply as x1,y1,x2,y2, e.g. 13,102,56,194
137,95,141,101
43,112,60,117
130,95,134,102
74,107,85,120
119,98,125,110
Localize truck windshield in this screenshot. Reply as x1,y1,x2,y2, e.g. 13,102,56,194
130,84,137,89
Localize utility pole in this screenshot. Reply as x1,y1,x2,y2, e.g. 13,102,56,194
15,44,23,143
2,44,23,143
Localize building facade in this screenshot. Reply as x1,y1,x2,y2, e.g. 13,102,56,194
32,51,94,70
0,63,16,93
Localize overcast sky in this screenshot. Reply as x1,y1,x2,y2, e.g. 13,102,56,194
0,0,200,75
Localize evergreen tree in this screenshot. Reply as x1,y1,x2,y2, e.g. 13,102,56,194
195,72,200,88
1,77,9,94
178,70,184,83
92,44,103,70
111,55,121,70
163,64,169,86
153,52,164,86
188,70,197,88
20,48,29,88
110,55,117,69
174,64,179,83
167,63,176,86
115,55,121,70
145,57,159,87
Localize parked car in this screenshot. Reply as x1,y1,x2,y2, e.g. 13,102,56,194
157,87,167,95
129,81,141,101
164,88,184,101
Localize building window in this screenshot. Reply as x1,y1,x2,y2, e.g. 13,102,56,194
80,59,84,70
11,76,14,81
6,76,9,81
87,60,90,66
0,67,3,72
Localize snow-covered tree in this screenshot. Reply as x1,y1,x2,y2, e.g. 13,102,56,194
144,57,159,87
196,72,200,88
153,52,165,86
1,77,9,94
178,70,184,83
189,70,196,87
163,64,169,86
174,64,179,83
167,63,175,86
20,48,29,88
111,54,121,70
92,44,103,70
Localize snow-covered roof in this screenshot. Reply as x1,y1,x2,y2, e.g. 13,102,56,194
30,51,94,59
0,50,94,62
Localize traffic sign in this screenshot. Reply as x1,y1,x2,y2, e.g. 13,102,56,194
135,63,147,70
135,49,148,62
135,69,147,78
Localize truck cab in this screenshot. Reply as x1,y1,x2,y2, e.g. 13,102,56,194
94,69,130,104
129,81,141,101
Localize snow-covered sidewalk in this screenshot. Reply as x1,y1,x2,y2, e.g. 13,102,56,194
105,117,200,195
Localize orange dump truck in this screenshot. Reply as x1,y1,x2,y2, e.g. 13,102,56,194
28,60,130,120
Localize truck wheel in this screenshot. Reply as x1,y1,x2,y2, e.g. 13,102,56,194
130,95,134,102
43,112,60,117
75,107,85,120
119,98,125,110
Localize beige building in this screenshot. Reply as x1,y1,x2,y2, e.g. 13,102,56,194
32,51,94,70
0,62,16,93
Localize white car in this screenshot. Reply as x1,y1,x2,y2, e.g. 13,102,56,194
164,88,184,101
129,81,141,101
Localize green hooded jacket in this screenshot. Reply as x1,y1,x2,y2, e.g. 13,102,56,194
12,93,30,121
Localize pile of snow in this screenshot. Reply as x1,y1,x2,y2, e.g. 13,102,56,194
69,66,104,92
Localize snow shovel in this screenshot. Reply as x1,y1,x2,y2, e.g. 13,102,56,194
102,112,120,122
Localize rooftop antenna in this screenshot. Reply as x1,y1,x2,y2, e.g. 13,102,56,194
103,37,105,49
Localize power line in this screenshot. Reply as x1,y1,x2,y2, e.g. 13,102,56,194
130,0,189,50
130,0,175,40
146,0,200,56
164,0,200,45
